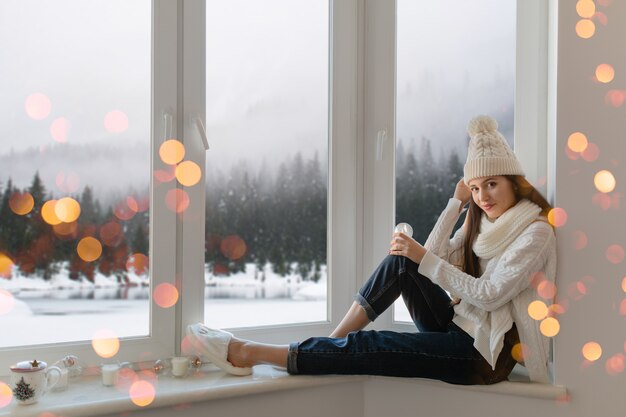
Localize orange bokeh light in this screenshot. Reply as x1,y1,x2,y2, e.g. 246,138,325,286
220,235,247,261
77,237,103,262
567,132,588,153
0,253,14,277
55,197,81,223
41,200,62,225
606,244,625,264
511,343,530,363
605,90,625,108
114,199,137,221
550,303,566,315
581,142,600,162
0,382,12,409
573,230,588,250
165,189,190,213
53,221,79,239
50,117,70,143
595,64,615,83
582,341,602,361
0,289,15,315
575,19,595,38
576,0,596,18
9,191,34,216
129,380,155,407
537,280,557,299
159,139,185,165
528,300,549,321
92,329,120,358
594,170,616,193
104,110,129,133
540,317,560,337
153,283,179,308
619,299,626,315
100,221,124,247
25,93,52,120
605,353,625,375
126,253,149,275
175,160,202,187
621,277,626,292
126,196,139,213
547,207,568,227
154,166,176,183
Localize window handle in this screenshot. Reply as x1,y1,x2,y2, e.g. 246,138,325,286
193,115,210,150
376,128,387,161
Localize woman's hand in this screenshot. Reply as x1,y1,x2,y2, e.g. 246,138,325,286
453,179,471,211
389,232,426,264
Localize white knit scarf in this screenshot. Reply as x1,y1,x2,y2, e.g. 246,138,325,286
472,199,542,260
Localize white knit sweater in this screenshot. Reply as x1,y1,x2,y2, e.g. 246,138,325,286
417,198,556,383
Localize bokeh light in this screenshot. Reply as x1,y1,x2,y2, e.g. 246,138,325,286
126,253,149,275
0,289,15,315
528,300,549,320
594,170,616,193
154,166,176,183
619,299,626,315
41,200,62,225
576,0,596,18
165,189,190,213
77,237,103,262
55,197,81,223
567,132,588,153
537,280,557,299
220,235,247,261
114,199,137,221
582,342,602,361
547,207,568,227
129,380,155,407
159,139,185,165
53,221,79,239
622,276,626,292
606,244,625,264
100,221,124,247
606,353,625,375
550,303,567,315
104,110,129,133
581,142,600,162
50,117,70,143
595,64,615,83
175,160,202,187
126,196,139,213
9,191,34,216
92,329,120,358
576,281,587,295
540,317,560,337
594,10,608,25
0,382,12,409
573,230,588,250
25,93,52,120
511,343,530,363
0,253,14,277
575,19,595,38
605,90,625,107
153,283,179,308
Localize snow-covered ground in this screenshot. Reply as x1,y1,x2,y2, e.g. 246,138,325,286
0,263,328,348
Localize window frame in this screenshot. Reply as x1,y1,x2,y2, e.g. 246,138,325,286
0,0,179,373
362,0,551,333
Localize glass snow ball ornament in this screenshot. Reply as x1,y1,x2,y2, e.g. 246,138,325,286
394,222,413,237
153,359,171,374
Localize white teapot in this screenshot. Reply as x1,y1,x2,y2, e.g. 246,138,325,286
9,360,61,405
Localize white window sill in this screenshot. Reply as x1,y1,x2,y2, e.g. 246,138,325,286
0,365,567,417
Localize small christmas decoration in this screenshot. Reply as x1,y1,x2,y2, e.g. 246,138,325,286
191,356,202,369
13,377,35,402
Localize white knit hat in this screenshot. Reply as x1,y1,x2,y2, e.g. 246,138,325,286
463,115,524,184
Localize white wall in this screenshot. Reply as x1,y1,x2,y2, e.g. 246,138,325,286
105,1,626,416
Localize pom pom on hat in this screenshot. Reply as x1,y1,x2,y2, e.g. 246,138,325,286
463,115,525,184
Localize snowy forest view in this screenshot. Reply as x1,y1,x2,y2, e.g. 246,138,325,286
0,138,463,289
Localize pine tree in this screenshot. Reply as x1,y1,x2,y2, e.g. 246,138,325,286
13,377,35,402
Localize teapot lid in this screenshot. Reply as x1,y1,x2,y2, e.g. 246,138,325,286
10,360,47,373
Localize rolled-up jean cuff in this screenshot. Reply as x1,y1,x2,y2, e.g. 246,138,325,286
287,342,300,374
353,293,379,322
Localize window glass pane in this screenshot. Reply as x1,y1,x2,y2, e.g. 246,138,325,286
394,0,515,322
205,0,329,328
0,0,151,346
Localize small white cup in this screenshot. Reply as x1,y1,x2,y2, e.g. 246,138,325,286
101,364,119,386
171,357,189,377
10,360,62,405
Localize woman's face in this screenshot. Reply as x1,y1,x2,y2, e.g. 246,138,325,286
468,176,518,221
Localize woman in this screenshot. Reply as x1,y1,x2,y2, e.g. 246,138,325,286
187,115,557,385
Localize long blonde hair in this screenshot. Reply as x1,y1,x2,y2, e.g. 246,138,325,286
461,176,552,277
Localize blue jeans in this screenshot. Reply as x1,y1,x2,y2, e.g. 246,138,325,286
287,255,518,385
